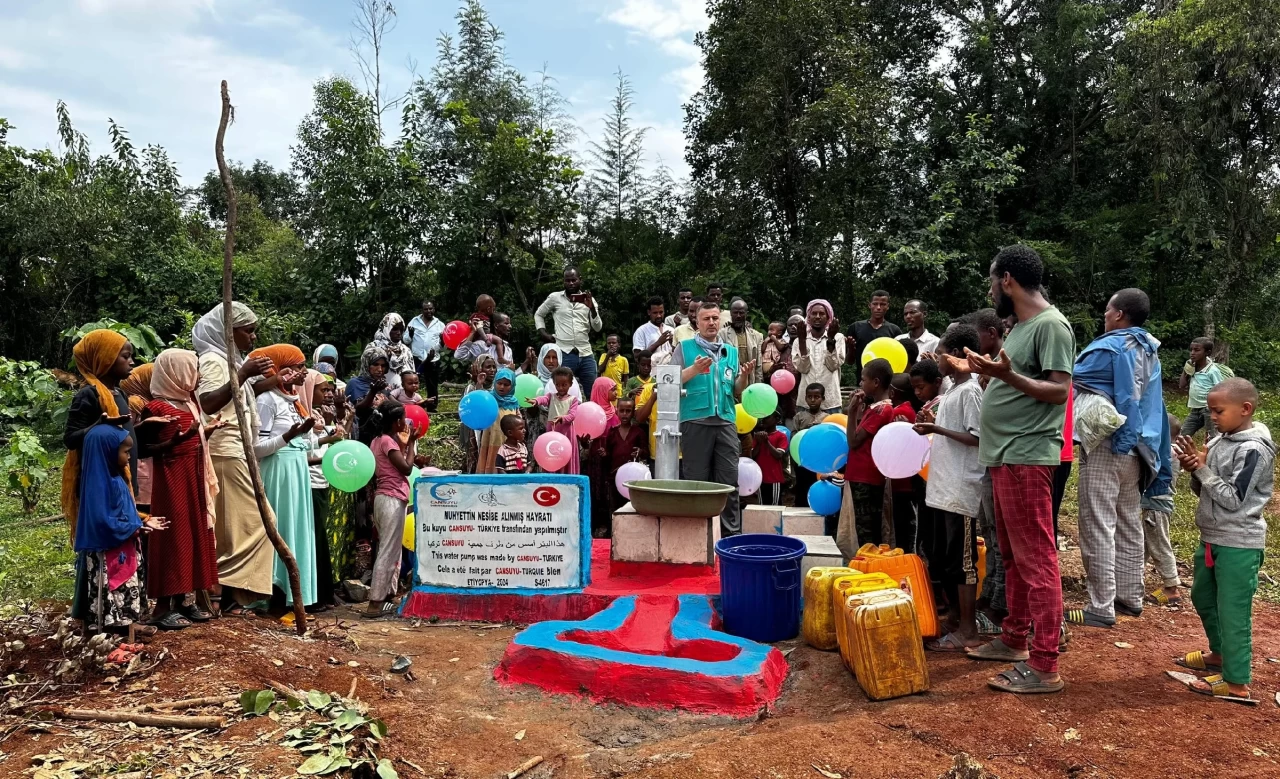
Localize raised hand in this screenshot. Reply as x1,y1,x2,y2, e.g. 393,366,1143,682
1175,434,1208,471
238,355,274,383
693,355,714,374
827,317,841,340
286,417,317,440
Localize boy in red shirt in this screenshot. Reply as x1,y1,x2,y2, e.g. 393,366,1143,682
845,358,895,546
750,413,789,505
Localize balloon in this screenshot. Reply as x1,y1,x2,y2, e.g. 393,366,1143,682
734,404,757,434
441,320,472,350
737,456,763,496
871,421,932,479
533,431,573,472
403,510,416,550
741,383,779,419
919,461,929,481
615,461,651,500
410,466,421,483
769,369,796,395
574,401,608,439
799,423,848,473
824,413,848,428
789,428,809,464
322,440,375,492
515,373,543,408
404,404,430,435
777,425,791,442
919,434,933,480
808,479,842,515
862,336,908,373
458,390,499,430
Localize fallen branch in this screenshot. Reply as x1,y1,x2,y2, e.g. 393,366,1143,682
348,676,359,700
215,79,306,635
136,695,232,712
266,680,304,700
507,756,543,779
48,708,225,730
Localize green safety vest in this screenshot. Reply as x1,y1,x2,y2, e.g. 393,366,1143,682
679,338,739,424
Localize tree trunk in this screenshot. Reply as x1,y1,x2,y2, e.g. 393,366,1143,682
216,81,307,636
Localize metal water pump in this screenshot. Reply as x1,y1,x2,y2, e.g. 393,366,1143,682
652,364,683,480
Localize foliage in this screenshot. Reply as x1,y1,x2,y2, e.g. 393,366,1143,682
61,319,166,362
0,358,69,436
0,477,74,606
239,686,397,778
1,428,53,514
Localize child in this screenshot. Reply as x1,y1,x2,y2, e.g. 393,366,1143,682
761,322,786,374
477,368,521,474
1173,378,1274,703
908,358,945,603
389,370,424,407
1143,411,1184,606
460,356,497,473
368,402,420,618
792,383,830,507
603,397,650,510
1179,337,1227,441
587,377,622,534
75,426,169,637
914,324,985,651
888,373,919,553
598,335,630,385
844,358,895,546
625,351,660,458
751,413,789,505
909,359,944,420
495,415,530,474
532,366,580,474
471,293,496,330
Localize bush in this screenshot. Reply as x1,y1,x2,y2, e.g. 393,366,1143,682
1,428,54,515
0,358,70,438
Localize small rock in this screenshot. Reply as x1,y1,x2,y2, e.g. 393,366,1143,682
347,661,360,668
390,656,412,674
342,580,369,603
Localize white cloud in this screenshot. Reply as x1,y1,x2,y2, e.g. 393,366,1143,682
605,0,707,39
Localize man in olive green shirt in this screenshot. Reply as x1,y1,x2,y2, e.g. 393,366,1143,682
961,245,1075,696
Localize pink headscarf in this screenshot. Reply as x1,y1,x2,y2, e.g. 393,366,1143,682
591,377,620,430
298,368,328,421
806,299,834,322
150,349,219,527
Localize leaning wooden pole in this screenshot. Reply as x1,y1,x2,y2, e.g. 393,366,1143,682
216,80,307,635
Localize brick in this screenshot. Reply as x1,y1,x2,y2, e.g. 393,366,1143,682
611,512,660,562
787,534,845,578
742,504,783,535
659,515,717,565
782,508,825,536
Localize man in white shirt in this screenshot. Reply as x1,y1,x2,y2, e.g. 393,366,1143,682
663,287,693,328
404,299,445,410
633,295,674,364
897,299,940,356
535,267,603,390
794,300,847,413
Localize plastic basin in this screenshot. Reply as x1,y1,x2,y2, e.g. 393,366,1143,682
624,479,734,517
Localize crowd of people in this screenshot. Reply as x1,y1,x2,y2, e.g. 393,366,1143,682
60,247,1272,703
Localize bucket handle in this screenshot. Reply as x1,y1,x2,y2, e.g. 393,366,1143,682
772,558,801,590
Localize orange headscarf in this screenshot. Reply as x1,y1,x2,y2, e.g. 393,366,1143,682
121,363,153,418
151,349,220,527
249,345,309,417
61,330,131,541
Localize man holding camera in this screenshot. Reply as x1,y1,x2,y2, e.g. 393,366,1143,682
535,266,604,391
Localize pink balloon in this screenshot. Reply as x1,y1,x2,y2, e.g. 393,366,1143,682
870,421,932,479
533,431,573,472
769,370,796,395
574,401,608,439
615,461,651,499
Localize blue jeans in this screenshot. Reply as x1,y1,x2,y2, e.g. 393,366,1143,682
560,350,598,394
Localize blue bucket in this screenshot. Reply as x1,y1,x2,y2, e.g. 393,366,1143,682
715,534,807,643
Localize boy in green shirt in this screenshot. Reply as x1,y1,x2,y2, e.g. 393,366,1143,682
1179,337,1226,441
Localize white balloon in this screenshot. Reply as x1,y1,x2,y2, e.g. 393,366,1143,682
737,456,763,496
615,461,651,500
870,421,932,479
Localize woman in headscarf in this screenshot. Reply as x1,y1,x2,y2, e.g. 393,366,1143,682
346,345,391,445
192,302,275,614
139,349,221,629
584,377,621,534
372,314,414,390
301,368,344,608
249,344,319,609
312,344,346,393
459,356,498,473
120,363,155,509
76,425,169,637
475,367,521,474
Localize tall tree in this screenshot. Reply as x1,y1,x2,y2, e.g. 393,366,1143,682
588,70,648,221
349,0,399,134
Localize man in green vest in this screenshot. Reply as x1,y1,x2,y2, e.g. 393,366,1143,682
670,301,757,535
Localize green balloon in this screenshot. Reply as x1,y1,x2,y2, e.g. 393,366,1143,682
515,373,543,408
789,428,809,464
322,440,375,493
741,383,779,419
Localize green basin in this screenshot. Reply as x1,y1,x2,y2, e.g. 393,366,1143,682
624,479,734,517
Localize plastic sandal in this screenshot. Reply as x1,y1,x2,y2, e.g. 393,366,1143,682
988,661,1064,694
181,604,213,622
362,600,399,620
1114,601,1143,618
965,637,1030,662
155,612,192,631
975,612,1000,636
1174,650,1223,673
1167,671,1257,706
1064,608,1115,628
1147,588,1182,606
926,632,981,653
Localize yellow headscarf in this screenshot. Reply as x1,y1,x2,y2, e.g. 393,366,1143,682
61,330,131,541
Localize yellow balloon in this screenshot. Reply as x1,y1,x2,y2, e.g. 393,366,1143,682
861,336,909,373
824,413,848,428
735,403,758,434
402,511,416,551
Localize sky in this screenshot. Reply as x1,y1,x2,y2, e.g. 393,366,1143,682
0,0,707,185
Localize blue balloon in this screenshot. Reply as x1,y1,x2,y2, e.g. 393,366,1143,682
808,480,842,515
777,425,791,442
458,390,499,430
798,423,847,473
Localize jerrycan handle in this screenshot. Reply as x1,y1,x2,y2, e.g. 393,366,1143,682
772,558,800,590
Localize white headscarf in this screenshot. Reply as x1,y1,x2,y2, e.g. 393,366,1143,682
536,343,563,383
192,302,258,362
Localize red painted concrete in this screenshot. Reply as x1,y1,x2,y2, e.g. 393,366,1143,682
561,595,741,662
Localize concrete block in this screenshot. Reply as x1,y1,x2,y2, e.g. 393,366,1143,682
782,508,825,537
787,534,845,578
659,515,718,566
611,512,660,562
742,504,783,535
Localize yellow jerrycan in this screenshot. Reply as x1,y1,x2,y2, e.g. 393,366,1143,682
801,566,860,650
830,572,898,670
845,589,929,701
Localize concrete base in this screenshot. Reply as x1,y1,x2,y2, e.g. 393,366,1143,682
612,502,720,566
786,534,845,577
782,507,825,536
742,504,784,535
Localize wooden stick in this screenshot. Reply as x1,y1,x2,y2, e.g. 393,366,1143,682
507,756,543,779
215,80,307,636
50,708,225,730
347,676,358,700
137,695,231,712
266,680,303,700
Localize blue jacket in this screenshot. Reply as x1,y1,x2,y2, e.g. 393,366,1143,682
1073,327,1172,495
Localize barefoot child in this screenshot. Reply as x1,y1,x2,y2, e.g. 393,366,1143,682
1173,378,1274,703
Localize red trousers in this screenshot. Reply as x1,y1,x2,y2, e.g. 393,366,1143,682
990,464,1062,674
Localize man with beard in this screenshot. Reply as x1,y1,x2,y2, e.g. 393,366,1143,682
961,245,1075,695
720,297,763,384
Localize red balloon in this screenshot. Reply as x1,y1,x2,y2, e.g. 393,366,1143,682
405,404,430,435
441,320,472,350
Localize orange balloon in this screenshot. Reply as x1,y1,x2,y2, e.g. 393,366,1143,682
919,461,929,481
824,413,848,428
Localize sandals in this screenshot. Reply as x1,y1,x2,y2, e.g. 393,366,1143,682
988,661,1064,694
975,612,1001,636
1166,670,1257,706
1064,608,1115,628
154,612,192,631
1174,650,1223,673
1114,602,1143,618
180,604,213,623
362,600,400,620
927,632,982,653
1147,588,1183,606
965,637,1029,662
223,599,268,617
